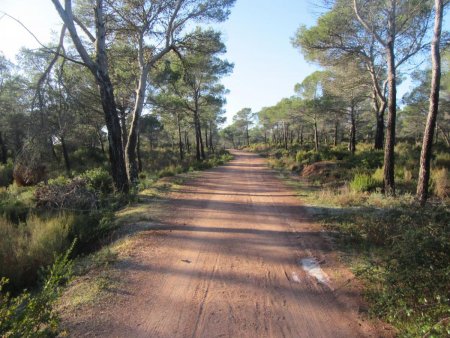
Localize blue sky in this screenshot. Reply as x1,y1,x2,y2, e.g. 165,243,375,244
216,0,320,122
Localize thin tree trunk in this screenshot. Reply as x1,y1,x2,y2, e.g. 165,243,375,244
300,126,304,146
177,114,184,161
348,106,356,154
314,119,319,152
209,120,214,152
199,122,205,160
205,124,209,151
334,118,339,147
119,107,128,152
374,113,385,150
417,0,443,205
438,125,450,146
194,115,201,161
0,132,7,164
60,135,71,176
383,41,397,196
137,131,143,173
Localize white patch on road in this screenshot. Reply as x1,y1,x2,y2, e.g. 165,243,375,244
300,258,330,286
291,272,301,283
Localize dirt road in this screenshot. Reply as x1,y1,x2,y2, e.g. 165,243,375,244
61,151,382,337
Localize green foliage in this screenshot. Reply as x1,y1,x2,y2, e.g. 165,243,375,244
350,173,381,192
326,205,450,337
0,161,13,188
348,149,384,169
0,241,74,337
435,152,450,169
70,148,108,172
295,150,321,164
157,165,184,178
0,189,30,224
81,168,114,195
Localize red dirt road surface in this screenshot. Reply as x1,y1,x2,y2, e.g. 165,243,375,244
61,150,387,337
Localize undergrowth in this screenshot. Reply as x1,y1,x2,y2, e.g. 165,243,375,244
252,142,450,336
324,205,450,337
0,241,74,337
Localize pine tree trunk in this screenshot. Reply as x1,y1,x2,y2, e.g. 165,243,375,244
60,135,71,176
383,42,397,196
374,113,385,150
177,114,184,161
137,131,143,173
98,76,129,193
194,115,201,161
417,0,443,205
119,108,128,152
348,106,356,154
314,119,319,152
209,121,214,151
334,119,339,147
0,132,7,164
126,63,149,184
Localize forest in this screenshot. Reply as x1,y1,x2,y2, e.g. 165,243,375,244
0,0,449,337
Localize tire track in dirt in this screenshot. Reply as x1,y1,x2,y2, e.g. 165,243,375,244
59,150,388,337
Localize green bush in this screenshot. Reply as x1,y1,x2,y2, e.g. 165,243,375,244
68,211,115,247
0,243,74,337
82,168,114,195
71,148,107,171
157,165,183,178
0,190,29,223
296,150,321,164
326,205,450,337
320,146,350,161
349,149,384,169
350,173,380,192
0,162,13,188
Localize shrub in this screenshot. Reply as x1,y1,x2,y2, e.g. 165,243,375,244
431,168,449,199
157,165,182,178
372,167,384,183
68,211,115,247
0,213,72,289
350,173,380,192
320,146,350,161
0,243,74,337
350,149,384,169
0,190,29,224
435,152,450,168
81,168,114,195
296,150,321,165
325,205,450,336
0,162,13,187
